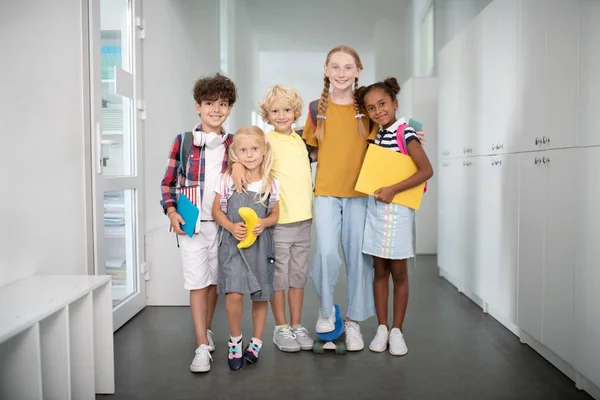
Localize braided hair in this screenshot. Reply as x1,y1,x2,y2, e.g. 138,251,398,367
314,45,366,141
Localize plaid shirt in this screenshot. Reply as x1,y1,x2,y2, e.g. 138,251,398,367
160,130,232,214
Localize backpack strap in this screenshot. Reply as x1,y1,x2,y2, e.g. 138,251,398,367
396,122,409,155
179,131,193,176
267,179,278,213
396,121,428,193
218,176,278,214
219,175,230,213
308,100,319,130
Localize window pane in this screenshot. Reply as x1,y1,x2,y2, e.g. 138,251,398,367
100,0,134,176
104,190,137,306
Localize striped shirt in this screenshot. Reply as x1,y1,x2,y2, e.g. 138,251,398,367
374,117,420,154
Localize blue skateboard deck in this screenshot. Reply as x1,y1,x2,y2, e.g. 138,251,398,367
315,304,344,341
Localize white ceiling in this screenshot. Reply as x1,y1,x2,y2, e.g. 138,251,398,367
240,0,410,53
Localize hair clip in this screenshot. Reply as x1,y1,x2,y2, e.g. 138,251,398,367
316,114,327,120
264,137,268,144
355,113,365,119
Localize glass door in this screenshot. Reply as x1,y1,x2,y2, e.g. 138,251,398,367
89,0,145,330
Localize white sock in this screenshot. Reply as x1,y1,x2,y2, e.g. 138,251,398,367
276,324,289,330
230,334,242,343
251,337,263,348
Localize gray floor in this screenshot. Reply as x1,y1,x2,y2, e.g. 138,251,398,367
98,256,592,400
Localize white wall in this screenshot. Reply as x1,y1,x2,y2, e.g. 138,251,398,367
374,13,413,84
143,0,220,232
0,0,90,287
433,0,492,71
257,51,375,128
411,0,433,76
397,78,439,255
403,0,492,77
228,0,259,130
143,0,220,305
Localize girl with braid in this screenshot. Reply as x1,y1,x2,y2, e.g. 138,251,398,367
300,45,379,351
301,45,426,351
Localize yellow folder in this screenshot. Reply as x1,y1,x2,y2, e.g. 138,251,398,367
355,144,425,210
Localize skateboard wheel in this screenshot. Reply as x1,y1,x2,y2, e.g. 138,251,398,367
312,341,324,354
335,342,346,355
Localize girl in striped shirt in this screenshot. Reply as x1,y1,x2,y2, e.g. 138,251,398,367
355,77,433,356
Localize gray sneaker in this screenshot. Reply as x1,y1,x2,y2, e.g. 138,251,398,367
272,326,301,352
291,325,314,350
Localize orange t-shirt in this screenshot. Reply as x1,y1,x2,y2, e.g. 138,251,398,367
302,100,378,197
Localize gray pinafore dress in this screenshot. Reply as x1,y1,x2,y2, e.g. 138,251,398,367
217,191,276,301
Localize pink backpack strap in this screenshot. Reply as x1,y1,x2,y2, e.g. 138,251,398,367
396,123,409,155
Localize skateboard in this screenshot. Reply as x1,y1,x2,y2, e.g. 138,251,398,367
312,304,346,355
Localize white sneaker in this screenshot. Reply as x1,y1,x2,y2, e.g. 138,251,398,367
190,344,212,372
389,328,408,356
344,321,364,351
207,329,215,352
369,325,389,352
315,306,336,333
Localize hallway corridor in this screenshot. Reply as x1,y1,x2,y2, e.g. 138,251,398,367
98,256,591,400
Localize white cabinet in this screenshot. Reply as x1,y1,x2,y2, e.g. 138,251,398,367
438,32,469,159
437,44,452,159
437,159,452,271
458,158,478,297
516,153,545,343
479,154,519,324
574,147,600,387
471,13,484,156
517,149,578,363
437,159,463,288
455,28,474,157
579,0,600,147
546,0,579,150
543,149,578,365
519,0,547,152
519,0,579,152
480,0,520,155
438,0,600,395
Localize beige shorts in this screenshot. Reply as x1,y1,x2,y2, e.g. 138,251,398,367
178,221,219,290
273,219,312,291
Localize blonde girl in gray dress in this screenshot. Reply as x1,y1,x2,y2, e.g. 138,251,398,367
212,126,280,371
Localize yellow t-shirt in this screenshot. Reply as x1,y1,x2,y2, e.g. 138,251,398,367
302,100,378,197
267,130,313,224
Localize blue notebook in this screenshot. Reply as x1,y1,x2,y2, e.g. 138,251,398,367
176,193,199,238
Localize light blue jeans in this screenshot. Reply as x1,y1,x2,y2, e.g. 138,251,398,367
310,196,375,321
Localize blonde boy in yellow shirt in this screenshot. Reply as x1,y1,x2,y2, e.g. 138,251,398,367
232,85,314,352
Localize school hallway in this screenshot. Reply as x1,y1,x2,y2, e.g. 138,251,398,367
97,255,591,400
